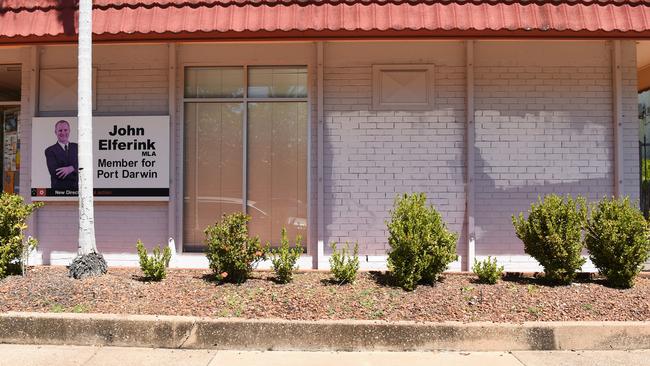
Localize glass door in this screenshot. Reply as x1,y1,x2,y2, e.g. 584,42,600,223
1,106,20,193
0,64,21,194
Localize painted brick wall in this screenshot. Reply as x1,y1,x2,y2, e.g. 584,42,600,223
322,41,639,261
32,44,170,258
473,41,637,256
10,40,640,268
322,42,467,257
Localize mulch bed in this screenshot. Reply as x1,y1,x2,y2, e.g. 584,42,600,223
1,267,649,322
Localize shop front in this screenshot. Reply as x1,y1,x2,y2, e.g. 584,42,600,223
0,0,648,271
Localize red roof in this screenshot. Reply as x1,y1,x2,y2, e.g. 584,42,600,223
1,0,649,43
2,0,649,7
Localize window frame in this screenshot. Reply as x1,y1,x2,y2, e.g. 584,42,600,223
180,64,311,252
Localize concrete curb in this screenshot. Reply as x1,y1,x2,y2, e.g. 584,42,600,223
0,312,648,351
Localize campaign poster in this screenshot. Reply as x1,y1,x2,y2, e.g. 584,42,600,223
31,116,169,201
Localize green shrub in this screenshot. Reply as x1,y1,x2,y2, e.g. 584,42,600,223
205,212,265,283
472,257,504,284
270,228,303,284
512,194,587,284
387,193,458,291
0,193,42,278
329,242,359,284
136,240,171,281
585,197,650,288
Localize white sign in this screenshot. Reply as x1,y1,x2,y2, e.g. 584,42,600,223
31,116,169,201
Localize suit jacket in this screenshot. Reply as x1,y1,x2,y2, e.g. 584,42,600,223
44,142,78,190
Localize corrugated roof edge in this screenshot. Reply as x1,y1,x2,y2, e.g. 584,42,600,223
2,28,650,44
2,0,649,12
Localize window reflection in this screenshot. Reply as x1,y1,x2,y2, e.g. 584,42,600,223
183,102,243,251
183,66,307,250
248,67,307,98
184,67,244,98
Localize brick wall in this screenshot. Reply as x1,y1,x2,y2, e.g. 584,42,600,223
473,41,635,256
322,42,467,257
322,41,639,261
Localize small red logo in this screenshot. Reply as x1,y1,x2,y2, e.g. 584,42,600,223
37,189,46,196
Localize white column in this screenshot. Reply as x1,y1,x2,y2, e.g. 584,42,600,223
26,46,40,241
167,43,178,252
316,41,325,269
612,40,624,197
466,40,476,271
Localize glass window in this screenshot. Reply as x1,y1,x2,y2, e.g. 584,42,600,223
183,66,307,250
247,102,308,245
183,102,243,251
184,67,244,98
248,67,307,98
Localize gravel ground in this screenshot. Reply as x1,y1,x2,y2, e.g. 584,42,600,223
0,267,648,322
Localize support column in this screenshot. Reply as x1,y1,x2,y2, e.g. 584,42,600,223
612,40,624,197
465,40,476,271
167,43,179,252
316,42,325,269
26,45,40,243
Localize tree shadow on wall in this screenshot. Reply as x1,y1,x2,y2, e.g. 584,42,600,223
471,136,615,257
321,107,619,262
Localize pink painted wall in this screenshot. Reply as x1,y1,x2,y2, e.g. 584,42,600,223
23,44,171,261
6,40,639,268
322,41,467,261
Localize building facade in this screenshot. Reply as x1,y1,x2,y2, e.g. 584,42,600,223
0,1,647,271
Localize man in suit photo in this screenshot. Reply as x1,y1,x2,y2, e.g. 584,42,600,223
44,119,78,191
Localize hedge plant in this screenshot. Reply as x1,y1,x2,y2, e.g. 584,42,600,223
136,240,172,281
0,193,42,278
329,242,360,284
387,193,458,291
512,194,586,284
472,257,504,285
205,212,265,283
270,228,302,284
585,197,650,288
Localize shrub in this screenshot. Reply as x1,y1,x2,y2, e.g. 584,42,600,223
270,228,303,284
387,193,458,291
472,257,504,284
136,240,172,281
0,193,42,278
512,194,587,284
585,197,650,288
329,242,359,284
205,212,265,283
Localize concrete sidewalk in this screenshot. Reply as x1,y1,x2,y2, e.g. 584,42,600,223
0,345,648,366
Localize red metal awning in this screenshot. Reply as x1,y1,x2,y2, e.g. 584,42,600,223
1,0,650,43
